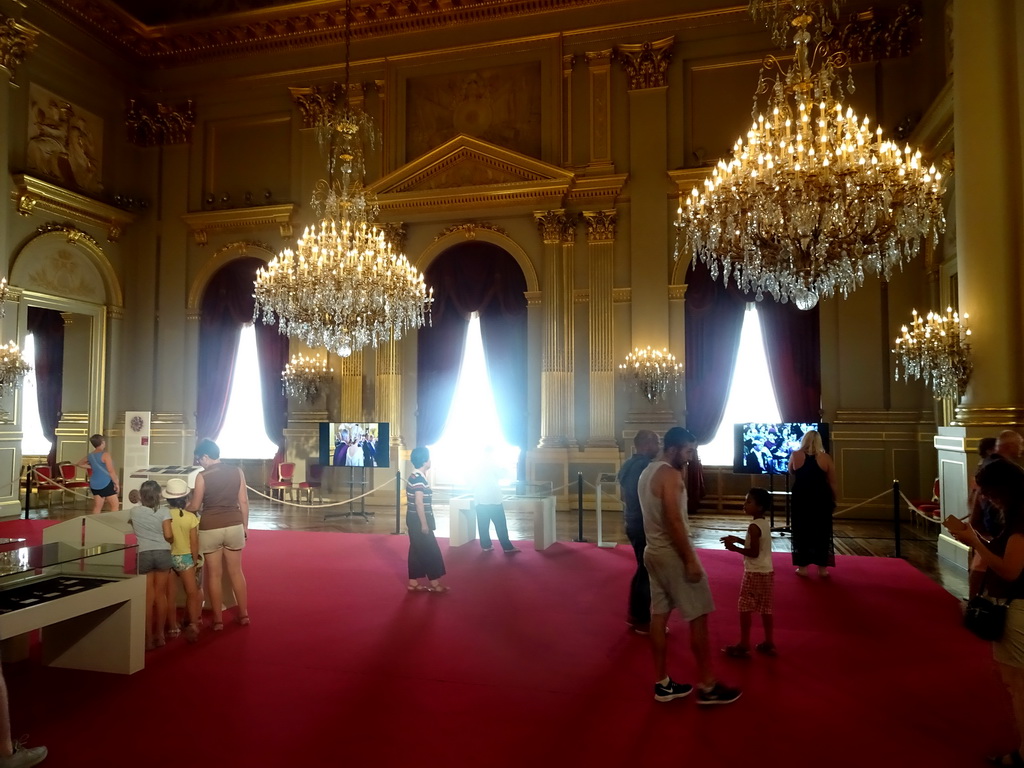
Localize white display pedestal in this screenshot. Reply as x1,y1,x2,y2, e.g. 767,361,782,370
448,496,476,547
506,496,556,551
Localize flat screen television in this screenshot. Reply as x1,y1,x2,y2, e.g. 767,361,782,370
319,422,389,468
733,422,830,475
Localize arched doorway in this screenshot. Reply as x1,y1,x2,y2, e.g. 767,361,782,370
416,241,528,482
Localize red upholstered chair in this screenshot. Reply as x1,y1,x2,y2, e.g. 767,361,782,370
297,462,323,505
909,478,942,527
58,461,90,507
269,462,295,501
29,464,63,509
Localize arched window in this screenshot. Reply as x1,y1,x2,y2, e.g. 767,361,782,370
699,304,781,466
20,334,52,457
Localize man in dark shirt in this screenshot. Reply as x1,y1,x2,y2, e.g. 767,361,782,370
618,430,660,634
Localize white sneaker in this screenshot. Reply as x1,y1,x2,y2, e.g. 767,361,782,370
0,742,47,767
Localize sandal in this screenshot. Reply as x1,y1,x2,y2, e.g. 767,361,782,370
406,584,427,592
237,615,250,626
167,627,181,639
185,624,200,643
723,644,750,658
755,642,778,656
212,621,224,632
428,584,450,593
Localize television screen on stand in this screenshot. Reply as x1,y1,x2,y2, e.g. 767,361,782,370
319,422,390,468
733,422,830,475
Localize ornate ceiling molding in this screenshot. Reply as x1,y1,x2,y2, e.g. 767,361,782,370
11,174,137,242
432,222,508,243
38,0,620,66
181,203,296,246
0,14,39,82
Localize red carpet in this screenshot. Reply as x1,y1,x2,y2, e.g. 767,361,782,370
1,523,1012,767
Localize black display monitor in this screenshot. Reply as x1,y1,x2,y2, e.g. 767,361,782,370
319,422,389,468
733,422,830,475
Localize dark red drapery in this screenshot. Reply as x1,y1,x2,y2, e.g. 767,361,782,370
683,261,746,445
197,257,287,462
27,307,64,469
757,300,822,422
417,243,528,458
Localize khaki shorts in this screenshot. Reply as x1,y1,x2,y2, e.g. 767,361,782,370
644,549,715,621
198,524,246,554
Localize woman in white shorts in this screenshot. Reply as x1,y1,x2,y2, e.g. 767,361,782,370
188,438,250,631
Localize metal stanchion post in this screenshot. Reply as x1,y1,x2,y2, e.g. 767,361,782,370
572,472,588,542
23,466,31,520
391,471,402,535
893,480,902,558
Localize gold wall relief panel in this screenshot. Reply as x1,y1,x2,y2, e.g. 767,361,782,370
0,14,39,82
405,61,543,163
585,50,613,167
27,84,104,198
616,37,674,91
12,223,123,306
125,98,196,146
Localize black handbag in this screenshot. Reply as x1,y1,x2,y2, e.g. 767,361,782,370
964,573,1009,641
425,511,436,531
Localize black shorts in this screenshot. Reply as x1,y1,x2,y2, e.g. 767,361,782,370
90,481,117,498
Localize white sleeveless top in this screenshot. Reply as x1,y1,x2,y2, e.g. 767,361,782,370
744,518,773,573
638,460,689,556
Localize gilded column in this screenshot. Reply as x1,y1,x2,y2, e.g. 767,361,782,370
952,1,1024,425
375,336,402,450
617,37,674,350
585,50,614,171
535,210,576,447
338,350,364,421
584,210,617,446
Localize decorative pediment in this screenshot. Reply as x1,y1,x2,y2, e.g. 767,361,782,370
369,135,576,217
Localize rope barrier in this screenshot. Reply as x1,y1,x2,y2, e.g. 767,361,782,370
831,488,893,517
897,488,948,524
244,475,396,509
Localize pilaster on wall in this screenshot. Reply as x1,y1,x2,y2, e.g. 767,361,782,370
585,50,614,172
561,54,576,167
584,210,617,447
375,335,402,454
617,37,673,350
535,210,576,448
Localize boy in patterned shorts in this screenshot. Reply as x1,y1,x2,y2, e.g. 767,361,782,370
720,488,776,657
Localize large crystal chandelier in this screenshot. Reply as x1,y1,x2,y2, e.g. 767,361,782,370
675,0,945,310
0,341,30,395
893,307,972,400
619,346,682,404
282,352,333,402
253,0,431,357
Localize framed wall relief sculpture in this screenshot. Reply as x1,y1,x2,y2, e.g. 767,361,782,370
406,62,542,162
26,83,104,197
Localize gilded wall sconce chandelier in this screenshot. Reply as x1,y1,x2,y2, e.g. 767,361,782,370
675,0,945,310
619,346,683,404
893,307,972,400
0,341,30,395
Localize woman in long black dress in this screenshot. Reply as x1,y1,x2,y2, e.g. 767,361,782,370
406,446,448,593
788,429,838,578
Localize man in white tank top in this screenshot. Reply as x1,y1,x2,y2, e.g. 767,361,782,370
638,427,741,706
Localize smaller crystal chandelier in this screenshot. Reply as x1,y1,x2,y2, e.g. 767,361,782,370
619,347,683,404
282,352,333,403
0,341,30,395
893,307,972,400
0,278,9,318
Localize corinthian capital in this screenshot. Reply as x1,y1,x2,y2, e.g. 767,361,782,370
583,210,617,242
0,14,39,83
616,37,674,90
535,210,575,245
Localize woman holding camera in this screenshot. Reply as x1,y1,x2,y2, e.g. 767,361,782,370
787,429,838,578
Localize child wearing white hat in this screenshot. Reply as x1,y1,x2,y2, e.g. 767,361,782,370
164,477,203,643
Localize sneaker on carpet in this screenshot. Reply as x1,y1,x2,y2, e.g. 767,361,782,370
653,678,693,702
0,741,48,767
696,682,742,706
503,547,520,554
481,546,494,552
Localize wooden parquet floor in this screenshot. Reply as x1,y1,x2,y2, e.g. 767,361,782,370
25,487,967,599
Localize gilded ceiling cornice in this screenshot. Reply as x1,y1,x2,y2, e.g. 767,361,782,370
38,0,622,66
181,204,296,246
0,14,39,82
126,98,196,146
